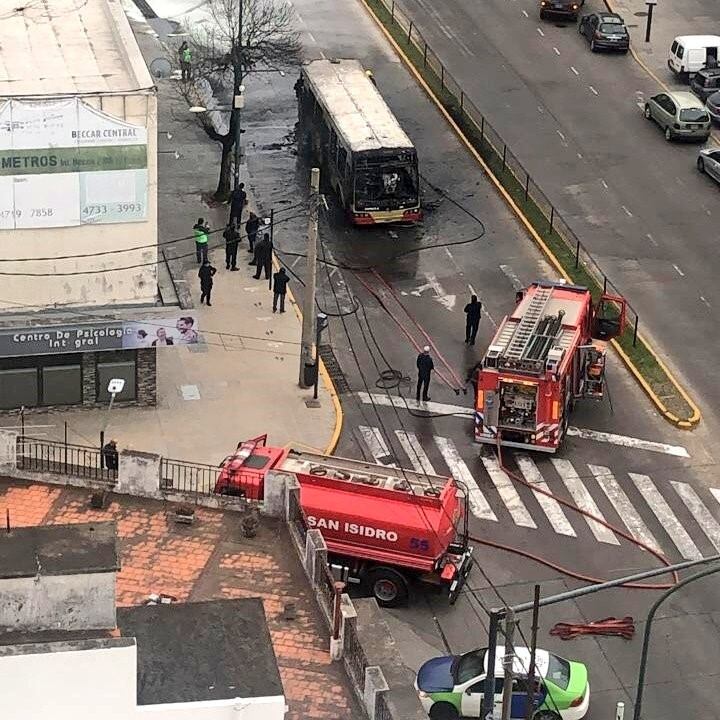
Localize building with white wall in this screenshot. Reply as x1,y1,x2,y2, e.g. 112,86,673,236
0,522,287,720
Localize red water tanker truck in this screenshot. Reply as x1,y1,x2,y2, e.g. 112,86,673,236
214,435,474,607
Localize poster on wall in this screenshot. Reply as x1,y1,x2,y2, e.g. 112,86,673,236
0,98,148,230
0,316,199,358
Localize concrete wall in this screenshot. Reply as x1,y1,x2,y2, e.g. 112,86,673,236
0,571,116,632
0,640,286,720
0,91,158,309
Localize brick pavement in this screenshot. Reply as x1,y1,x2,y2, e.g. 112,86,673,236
0,478,363,720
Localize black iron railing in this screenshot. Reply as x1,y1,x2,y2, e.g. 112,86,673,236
159,457,222,496
16,436,117,483
288,487,307,543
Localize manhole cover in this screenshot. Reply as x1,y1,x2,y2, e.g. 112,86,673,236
634,10,648,16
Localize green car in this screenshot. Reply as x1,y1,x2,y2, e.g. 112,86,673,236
415,646,589,720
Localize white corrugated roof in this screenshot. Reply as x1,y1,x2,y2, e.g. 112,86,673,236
0,0,154,96
303,59,414,153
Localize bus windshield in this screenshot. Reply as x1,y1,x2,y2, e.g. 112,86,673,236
354,164,418,210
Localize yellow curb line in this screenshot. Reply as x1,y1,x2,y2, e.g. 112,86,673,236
271,253,344,455
603,0,719,147
358,0,701,429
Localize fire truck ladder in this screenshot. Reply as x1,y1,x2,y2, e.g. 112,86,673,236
504,286,554,360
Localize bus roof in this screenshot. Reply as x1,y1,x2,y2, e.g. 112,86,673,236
302,58,415,154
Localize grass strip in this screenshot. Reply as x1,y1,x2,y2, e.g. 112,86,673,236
365,0,696,423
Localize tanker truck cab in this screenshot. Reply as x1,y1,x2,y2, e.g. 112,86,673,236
214,440,474,608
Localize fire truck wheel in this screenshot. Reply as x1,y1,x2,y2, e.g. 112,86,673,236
429,702,459,720
366,567,409,607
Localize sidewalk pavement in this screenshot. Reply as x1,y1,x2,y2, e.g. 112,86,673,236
6,9,341,466
606,0,718,85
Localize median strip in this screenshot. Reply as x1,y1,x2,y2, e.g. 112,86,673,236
359,0,700,428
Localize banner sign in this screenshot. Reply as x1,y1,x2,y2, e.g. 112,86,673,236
0,316,199,357
0,98,148,229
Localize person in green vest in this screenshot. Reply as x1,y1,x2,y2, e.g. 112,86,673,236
179,41,192,82
193,217,209,264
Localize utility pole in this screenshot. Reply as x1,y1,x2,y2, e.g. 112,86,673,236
299,167,320,387
233,0,244,192
500,609,516,720
524,585,541,720
644,0,657,43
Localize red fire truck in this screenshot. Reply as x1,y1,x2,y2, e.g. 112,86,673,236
474,280,626,453
214,436,474,607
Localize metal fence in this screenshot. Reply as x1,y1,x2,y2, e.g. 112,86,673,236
374,0,641,344
159,457,222,496
343,613,369,689
16,436,117,483
288,486,308,544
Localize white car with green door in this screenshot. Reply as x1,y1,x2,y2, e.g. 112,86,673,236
415,646,589,720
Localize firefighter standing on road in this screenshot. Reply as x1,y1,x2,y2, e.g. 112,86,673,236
464,294,482,345
416,346,434,403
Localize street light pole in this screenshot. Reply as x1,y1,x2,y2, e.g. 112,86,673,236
644,0,657,43
633,562,720,720
500,609,516,720
299,167,320,388
233,0,244,193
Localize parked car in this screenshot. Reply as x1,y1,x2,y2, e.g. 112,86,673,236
415,646,590,720
539,0,584,21
706,90,720,122
643,91,711,141
578,12,629,52
697,148,720,184
668,35,720,78
690,66,720,101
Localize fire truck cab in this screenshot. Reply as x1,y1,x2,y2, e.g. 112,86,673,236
474,281,625,453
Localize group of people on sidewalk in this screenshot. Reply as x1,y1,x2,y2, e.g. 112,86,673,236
191,183,290,313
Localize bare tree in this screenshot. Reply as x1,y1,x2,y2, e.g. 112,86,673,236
180,0,301,200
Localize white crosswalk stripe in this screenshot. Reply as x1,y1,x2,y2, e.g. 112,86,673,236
434,437,497,522
629,473,702,560
394,430,437,475
589,464,660,553
358,426,397,467
711,488,720,510
479,453,537,529
515,455,575,536
551,459,619,545
671,481,720,552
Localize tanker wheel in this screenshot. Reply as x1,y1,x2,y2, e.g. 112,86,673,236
429,701,459,720
366,567,409,607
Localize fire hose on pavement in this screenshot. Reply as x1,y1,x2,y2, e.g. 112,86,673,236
550,617,636,640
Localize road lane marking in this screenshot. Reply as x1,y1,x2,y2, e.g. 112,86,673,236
522,9,528,17
358,426,397,466
570,66,579,75
629,473,701,560
395,430,437,475
480,452,537,528
537,27,545,36
700,296,711,309
358,393,472,417
307,32,316,43
601,179,608,189
499,263,524,290
589,464,660,552
434,437,497,521
553,47,560,55
552,459,619,544
516,455,576,536
672,481,720,552
646,233,657,246
565,427,689,457
621,205,633,217
589,85,598,95
673,264,685,277
556,129,566,142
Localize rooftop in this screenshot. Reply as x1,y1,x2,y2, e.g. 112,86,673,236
117,599,283,705
0,479,363,720
0,521,118,579
0,0,154,96
303,58,414,153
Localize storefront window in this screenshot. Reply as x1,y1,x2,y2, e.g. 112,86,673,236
97,352,136,402
0,354,82,409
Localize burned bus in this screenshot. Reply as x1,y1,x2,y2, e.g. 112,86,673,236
298,58,422,225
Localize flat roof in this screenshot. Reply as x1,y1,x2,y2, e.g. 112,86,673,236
303,59,414,153
0,522,119,580
0,0,154,97
117,599,284,705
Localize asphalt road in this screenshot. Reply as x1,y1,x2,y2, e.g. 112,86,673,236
400,0,720,437
229,0,720,717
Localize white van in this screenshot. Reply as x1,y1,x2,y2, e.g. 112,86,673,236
668,35,720,78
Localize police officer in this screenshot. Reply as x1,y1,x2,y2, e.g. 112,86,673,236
252,233,273,280
416,346,434,403
198,258,217,306
223,221,240,270
464,294,482,345
272,267,289,313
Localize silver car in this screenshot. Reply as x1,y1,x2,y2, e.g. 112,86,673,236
697,148,720,184
644,91,711,141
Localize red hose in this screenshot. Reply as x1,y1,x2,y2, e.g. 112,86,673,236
484,437,679,590
550,617,635,640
